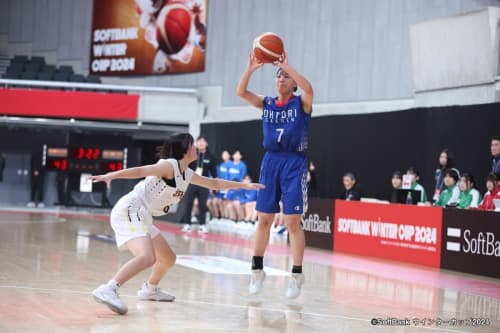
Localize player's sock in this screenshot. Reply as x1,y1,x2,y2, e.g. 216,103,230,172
292,265,302,274
252,256,263,270
106,279,120,289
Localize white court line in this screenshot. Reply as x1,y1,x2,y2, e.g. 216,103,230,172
0,285,472,333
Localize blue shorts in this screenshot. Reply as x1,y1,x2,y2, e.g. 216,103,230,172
256,152,308,215
226,189,240,201
215,190,227,199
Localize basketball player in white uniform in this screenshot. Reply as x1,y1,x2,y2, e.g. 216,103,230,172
89,133,263,315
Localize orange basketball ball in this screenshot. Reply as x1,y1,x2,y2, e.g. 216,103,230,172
156,3,192,55
253,32,284,63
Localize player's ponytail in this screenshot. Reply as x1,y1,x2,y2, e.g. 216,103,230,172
157,133,194,160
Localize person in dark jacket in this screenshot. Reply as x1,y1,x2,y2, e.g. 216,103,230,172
339,172,364,201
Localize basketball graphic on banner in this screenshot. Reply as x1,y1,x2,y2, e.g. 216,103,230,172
156,3,192,55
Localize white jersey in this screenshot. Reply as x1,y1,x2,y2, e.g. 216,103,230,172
132,159,194,216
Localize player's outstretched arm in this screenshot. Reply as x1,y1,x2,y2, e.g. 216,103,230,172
190,173,265,191
236,53,265,109
88,160,173,188
276,53,314,113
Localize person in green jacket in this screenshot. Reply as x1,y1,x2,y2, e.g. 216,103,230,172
458,174,473,209
406,167,429,204
466,174,482,208
435,168,460,207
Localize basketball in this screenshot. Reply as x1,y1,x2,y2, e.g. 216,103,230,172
253,32,284,63
156,3,192,55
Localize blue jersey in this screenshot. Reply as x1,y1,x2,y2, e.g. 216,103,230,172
227,161,247,182
262,95,311,153
217,161,231,180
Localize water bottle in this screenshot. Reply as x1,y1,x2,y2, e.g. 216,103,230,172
406,191,413,205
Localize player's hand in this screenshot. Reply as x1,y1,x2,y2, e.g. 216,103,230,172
248,52,264,71
244,182,265,190
274,51,288,66
87,174,112,188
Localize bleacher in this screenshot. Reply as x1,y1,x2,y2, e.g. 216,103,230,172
1,55,101,85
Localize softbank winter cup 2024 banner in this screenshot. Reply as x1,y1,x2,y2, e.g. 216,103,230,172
334,200,443,267
90,0,207,75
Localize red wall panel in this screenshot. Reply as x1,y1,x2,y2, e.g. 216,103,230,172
0,88,138,120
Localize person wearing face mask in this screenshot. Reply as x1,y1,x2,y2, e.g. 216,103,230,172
406,167,429,204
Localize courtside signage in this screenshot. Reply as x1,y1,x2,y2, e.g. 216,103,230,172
334,200,442,267
301,198,334,250
441,209,500,278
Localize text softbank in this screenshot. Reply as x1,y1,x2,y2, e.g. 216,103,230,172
301,214,331,234
446,227,500,257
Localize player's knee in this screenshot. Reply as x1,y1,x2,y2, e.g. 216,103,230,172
142,253,157,267
285,220,301,233
258,216,274,228
165,253,177,268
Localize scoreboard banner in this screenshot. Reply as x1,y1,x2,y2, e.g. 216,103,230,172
90,0,207,76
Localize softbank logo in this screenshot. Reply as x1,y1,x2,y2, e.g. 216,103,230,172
446,227,461,252
446,227,500,257
301,214,332,234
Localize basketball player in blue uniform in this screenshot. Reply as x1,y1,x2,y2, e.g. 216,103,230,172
237,52,313,299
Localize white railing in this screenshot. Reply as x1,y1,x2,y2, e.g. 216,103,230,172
0,78,198,95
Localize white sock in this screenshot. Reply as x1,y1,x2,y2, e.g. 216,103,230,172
146,282,158,291
106,279,120,289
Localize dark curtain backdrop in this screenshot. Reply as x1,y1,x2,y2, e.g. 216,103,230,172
201,102,498,200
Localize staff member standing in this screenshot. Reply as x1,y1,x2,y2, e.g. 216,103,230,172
181,136,217,233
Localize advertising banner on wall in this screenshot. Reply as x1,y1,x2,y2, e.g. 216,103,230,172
334,200,443,267
301,198,334,250
441,209,500,279
90,0,207,75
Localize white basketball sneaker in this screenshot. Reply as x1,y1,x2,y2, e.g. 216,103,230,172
249,270,266,295
92,284,128,315
286,273,305,299
181,224,192,232
198,225,209,233
137,283,175,302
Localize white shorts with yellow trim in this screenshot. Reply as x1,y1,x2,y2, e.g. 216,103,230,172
110,192,160,250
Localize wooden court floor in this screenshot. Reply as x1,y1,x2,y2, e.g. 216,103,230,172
0,209,498,333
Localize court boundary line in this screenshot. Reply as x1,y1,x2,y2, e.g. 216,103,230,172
0,284,473,332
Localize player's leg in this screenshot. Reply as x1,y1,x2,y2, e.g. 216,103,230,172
281,156,307,299
249,212,274,295
284,214,305,267
207,195,218,219
181,185,196,232
197,186,210,232
248,201,258,222
92,199,156,314
137,230,176,301
93,236,155,314
251,154,280,294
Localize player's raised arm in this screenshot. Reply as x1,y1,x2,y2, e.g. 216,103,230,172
88,160,173,188
190,172,264,191
276,53,314,113
236,53,265,109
